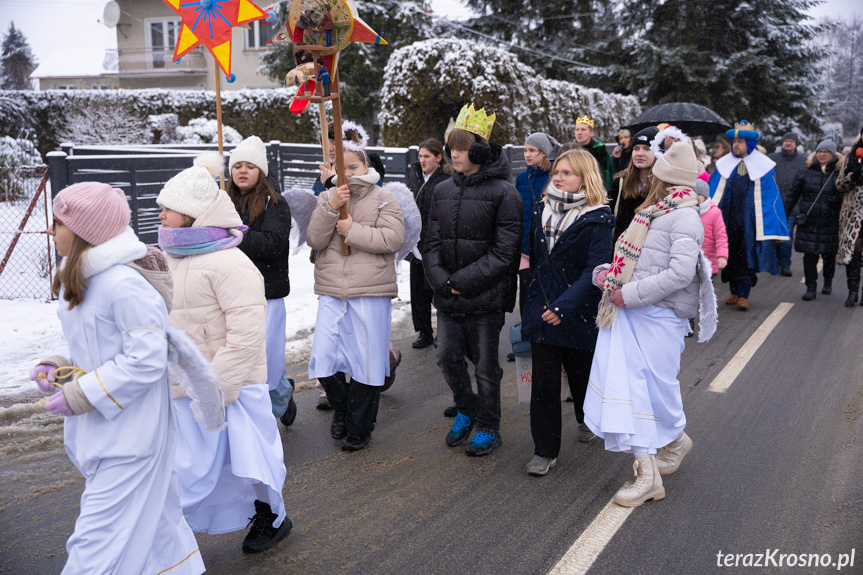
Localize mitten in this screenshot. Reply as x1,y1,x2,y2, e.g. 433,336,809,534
30,364,58,393
45,390,74,417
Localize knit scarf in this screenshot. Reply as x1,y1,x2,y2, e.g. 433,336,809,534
596,186,698,329
543,182,587,249
158,225,247,258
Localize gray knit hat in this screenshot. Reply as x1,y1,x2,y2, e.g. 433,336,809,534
815,138,837,156
782,132,800,144
694,178,710,198
525,132,561,162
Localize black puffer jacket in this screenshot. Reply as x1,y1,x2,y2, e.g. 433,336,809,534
768,149,808,212
407,161,450,255
236,176,292,299
786,154,844,255
423,144,523,315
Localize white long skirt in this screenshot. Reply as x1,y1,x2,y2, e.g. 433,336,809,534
583,306,688,454
308,295,392,386
266,298,288,391
174,384,287,534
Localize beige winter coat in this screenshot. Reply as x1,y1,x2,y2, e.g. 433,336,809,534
307,169,405,299
165,191,267,406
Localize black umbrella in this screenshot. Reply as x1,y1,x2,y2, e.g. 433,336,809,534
625,102,731,138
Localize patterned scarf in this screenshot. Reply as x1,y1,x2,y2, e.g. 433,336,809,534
158,225,247,258
596,186,698,329
543,182,587,249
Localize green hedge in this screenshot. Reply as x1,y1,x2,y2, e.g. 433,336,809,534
0,89,320,157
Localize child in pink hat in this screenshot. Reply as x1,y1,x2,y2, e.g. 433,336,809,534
29,182,204,574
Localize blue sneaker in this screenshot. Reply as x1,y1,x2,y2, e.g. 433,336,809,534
466,431,502,456
445,412,474,447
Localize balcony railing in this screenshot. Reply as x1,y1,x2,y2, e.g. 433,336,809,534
103,48,208,75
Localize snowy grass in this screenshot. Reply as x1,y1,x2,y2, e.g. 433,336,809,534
0,250,414,397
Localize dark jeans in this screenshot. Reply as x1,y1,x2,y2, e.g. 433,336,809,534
530,342,593,459
435,311,505,434
318,372,380,436
803,252,836,288
729,277,754,299
778,214,796,269
410,260,434,334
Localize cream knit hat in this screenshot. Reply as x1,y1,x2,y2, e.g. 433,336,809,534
229,136,268,176
652,140,698,187
157,152,224,219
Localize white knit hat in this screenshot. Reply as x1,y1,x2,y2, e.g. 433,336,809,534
229,135,268,176
651,139,698,188
157,152,223,219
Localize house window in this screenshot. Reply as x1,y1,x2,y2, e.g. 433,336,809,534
245,20,277,50
146,18,181,69
56,85,76,90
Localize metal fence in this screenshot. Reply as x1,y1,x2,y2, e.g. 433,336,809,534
0,166,54,300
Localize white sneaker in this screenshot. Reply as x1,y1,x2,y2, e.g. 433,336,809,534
656,432,693,475
613,455,665,508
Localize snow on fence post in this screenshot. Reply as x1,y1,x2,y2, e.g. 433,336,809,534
267,140,282,186
60,143,74,157
47,151,68,199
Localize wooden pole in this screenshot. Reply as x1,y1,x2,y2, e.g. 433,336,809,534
214,61,225,190
331,66,350,256
318,103,330,165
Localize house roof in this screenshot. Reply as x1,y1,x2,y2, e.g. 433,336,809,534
31,49,116,79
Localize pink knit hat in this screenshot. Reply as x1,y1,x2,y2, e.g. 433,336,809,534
53,182,131,246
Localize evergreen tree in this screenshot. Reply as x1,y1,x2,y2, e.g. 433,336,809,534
610,0,828,134
1,22,37,90
261,0,439,140
819,15,863,137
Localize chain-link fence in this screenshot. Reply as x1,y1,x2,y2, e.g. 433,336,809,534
0,166,53,300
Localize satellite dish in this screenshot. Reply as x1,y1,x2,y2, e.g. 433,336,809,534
102,1,121,28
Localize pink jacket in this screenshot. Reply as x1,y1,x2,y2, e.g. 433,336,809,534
700,199,728,274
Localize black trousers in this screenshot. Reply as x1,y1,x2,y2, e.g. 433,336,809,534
803,252,836,288
318,372,380,436
846,236,863,291
530,342,593,459
518,268,530,316
410,261,434,334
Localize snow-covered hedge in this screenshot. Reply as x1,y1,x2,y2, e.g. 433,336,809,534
0,89,319,156
176,118,243,145
0,136,42,202
379,38,641,147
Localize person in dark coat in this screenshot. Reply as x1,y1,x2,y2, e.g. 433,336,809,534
520,149,614,477
574,115,614,191
785,139,845,300
769,132,808,276
836,126,863,306
611,128,633,174
607,127,658,242
406,138,451,349
424,104,522,457
227,136,296,426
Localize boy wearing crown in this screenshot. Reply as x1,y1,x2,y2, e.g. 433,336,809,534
709,121,789,310
424,104,523,457
574,115,615,191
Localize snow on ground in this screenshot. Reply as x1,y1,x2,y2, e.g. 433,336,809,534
1,250,414,398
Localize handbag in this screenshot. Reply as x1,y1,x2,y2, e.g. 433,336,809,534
797,172,836,227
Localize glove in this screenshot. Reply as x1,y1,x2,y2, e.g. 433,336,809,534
45,390,74,417
30,364,58,393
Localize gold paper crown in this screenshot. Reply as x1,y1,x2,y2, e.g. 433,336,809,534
733,120,755,131
575,115,595,128
455,103,496,141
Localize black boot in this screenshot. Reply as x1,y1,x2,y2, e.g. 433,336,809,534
845,290,858,307
802,284,817,301
341,380,380,451
319,373,348,438
412,331,434,349
330,411,347,439
822,278,833,295
242,500,292,553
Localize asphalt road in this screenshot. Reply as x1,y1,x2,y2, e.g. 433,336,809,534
2,258,862,574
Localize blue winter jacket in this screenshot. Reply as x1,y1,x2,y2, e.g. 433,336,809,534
515,166,551,254
521,201,615,350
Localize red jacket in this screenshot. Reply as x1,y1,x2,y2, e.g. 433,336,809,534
700,199,728,274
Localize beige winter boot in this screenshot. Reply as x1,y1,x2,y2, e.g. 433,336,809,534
613,455,665,508
656,431,693,475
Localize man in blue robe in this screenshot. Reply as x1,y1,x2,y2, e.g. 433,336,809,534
709,121,789,310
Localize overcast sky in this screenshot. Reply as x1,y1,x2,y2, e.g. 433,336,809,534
0,0,859,67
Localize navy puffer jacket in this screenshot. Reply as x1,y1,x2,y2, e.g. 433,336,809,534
423,144,523,315
521,202,614,350
515,166,550,254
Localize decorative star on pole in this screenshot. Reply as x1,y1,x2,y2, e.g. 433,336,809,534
162,0,269,78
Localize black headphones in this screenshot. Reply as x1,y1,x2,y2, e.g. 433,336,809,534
444,133,491,167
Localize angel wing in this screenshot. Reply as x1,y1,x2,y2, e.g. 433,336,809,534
284,187,319,254
166,325,226,431
385,181,421,265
